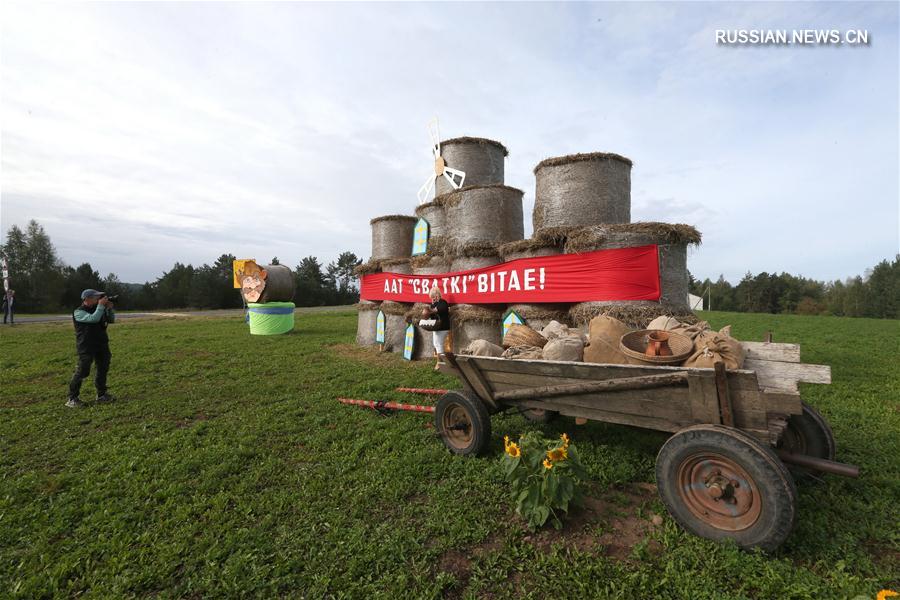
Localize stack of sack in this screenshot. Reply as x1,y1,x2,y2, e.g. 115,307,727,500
461,314,745,369
462,320,587,362
583,314,745,368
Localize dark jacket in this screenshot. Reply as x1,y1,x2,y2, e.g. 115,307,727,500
431,299,450,331
73,304,114,354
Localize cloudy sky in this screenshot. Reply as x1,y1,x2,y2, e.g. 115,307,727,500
2,1,897,284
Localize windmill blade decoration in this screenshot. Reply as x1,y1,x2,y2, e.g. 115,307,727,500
417,117,466,204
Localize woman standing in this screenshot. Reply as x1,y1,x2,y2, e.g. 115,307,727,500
428,285,451,370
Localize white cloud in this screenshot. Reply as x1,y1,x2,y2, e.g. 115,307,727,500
1,1,897,284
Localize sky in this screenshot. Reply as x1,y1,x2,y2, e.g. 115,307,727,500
1,1,898,284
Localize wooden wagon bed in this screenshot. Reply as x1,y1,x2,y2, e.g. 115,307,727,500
440,341,831,446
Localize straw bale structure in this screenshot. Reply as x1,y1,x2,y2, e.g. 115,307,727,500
380,301,411,353
450,304,503,352
435,137,508,196
250,264,295,304
498,237,563,262
568,302,700,333
405,302,438,360
506,303,571,332
414,199,448,257
565,223,701,308
448,241,502,272
371,215,417,260
533,152,632,233
379,258,412,275
443,185,524,249
355,301,381,346
410,254,451,276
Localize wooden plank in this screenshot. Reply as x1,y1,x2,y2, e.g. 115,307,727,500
494,382,693,425
467,355,754,379
714,362,734,427
761,391,803,416
688,373,721,424
741,341,801,363
743,358,831,392
729,389,769,431
515,399,686,433
493,372,689,402
459,359,499,411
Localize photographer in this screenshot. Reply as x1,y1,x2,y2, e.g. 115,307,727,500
66,289,117,408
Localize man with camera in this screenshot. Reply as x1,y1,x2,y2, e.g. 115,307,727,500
66,289,118,408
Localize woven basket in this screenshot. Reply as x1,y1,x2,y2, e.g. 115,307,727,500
502,323,547,349
619,330,693,364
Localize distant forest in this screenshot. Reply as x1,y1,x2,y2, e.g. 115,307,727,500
1,219,897,318
0,220,361,312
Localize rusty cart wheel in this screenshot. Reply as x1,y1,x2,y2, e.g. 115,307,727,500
435,390,491,456
777,402,836,479
521,407,559,424
656,424,797,551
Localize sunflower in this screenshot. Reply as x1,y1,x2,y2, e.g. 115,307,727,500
547,446,568,462
543,458,553,470
504,435,510,450
877,591,899,600
560,433,570,448
506,442,521,458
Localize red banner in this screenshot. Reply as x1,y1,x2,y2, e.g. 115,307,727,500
360,245,661,304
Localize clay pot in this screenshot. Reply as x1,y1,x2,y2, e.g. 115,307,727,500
646,331,673,357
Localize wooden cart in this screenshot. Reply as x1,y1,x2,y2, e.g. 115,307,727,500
433,341,858,551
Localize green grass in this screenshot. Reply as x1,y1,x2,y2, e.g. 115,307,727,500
1,310,898,598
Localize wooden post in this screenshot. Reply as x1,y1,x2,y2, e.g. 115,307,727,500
714,362,734,427
764,331,773,343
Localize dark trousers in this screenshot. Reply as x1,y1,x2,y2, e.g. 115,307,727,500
68,347,112,398
2,305,12,324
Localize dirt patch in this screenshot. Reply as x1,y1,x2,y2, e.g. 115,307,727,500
525,482,662,561
437,549,472,597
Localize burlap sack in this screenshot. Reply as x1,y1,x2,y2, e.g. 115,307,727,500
464,339,504,357
647,315,681,331
503,324,547,349
583,315,637,365
542,336,584,362
647,315,710,341
502,345,544,360
540,320,569,340
683,330,746,369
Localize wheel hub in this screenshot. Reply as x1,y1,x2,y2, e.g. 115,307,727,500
434,156,445,176
677,454,762,531
441,403,473,450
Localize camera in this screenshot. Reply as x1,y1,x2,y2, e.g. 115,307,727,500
104,294,120,303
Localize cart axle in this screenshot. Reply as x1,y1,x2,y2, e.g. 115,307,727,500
337,398,435,414
776,450,860,478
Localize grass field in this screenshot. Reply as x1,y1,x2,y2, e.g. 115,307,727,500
1,310,898,599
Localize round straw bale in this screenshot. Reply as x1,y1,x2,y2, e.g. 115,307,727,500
354,259,382,277
405,302,438,360
415,199,447,239
564,223,700,308
568,301,699,333
506,303,570,332
379,258,412,275
355,301,381,346
380,301,410,353
371,215,417,260
450,304,503,352
410,254,451,276
435,137,508,197
498,237,564,262
533,152,632,233
443,185,524,248
448,241,502,272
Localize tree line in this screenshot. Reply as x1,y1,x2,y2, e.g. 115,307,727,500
689,258,899,319
2,219,896,318
0,220,361,312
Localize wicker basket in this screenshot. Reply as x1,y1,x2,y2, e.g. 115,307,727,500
619,330,693,364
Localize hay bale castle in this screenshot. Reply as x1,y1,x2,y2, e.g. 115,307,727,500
356,132,700,358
